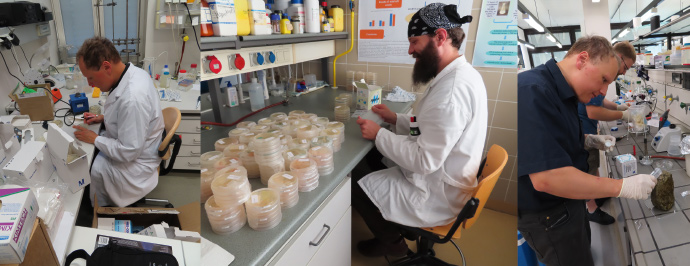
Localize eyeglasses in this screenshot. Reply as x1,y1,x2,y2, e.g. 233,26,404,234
619,55,630,73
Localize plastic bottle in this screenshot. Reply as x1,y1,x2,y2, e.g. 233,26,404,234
189,64,198,81
248,0,272,35
248,78,266,111
280,15,292,34
274,0,290,12
161,65,170,88
200,0,214,37
328,16,334,30
321,16,330,32
288,0,305,33
329,5,343,32
291,17,303,34
235,0,251,36
209,0,237,36
303,0,320,33
270,12,281,34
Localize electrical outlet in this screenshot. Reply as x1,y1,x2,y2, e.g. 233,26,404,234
36,23,50,36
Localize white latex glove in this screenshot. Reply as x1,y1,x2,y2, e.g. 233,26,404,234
621,109,631,121
617,174,657,200
617,104,629,111
585,134,616,152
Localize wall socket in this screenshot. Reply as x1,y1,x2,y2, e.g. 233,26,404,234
36,23,49,37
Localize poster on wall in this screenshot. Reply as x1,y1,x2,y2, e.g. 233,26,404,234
357,0,472,64
471,0,518,68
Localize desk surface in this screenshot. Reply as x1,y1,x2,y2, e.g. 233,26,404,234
602,120,690,266
200,87,413,266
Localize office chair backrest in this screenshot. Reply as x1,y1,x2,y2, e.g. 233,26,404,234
462,144,508,229
158,107,181,160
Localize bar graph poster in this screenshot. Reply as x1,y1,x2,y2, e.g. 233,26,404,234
471,0,518,68
358,0,471,64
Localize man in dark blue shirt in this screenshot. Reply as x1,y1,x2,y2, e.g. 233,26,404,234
518,36,656,266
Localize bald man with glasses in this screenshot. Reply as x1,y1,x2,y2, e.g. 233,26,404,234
577,41,638,225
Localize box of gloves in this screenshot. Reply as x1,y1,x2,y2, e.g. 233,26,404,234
45,123,91,193
2,141,54,182
0,187,38,264
354,81,382,110
615,154,638,178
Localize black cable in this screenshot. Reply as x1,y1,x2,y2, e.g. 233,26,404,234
0,50,24,85
9,47,24,74
49,65,59,75
184,3,201,50
17,45,30,68
40,87,75,126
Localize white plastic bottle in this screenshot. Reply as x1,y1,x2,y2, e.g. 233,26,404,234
248,78,266,111
303,0,320,33
287,0,305,33
209,0,238,36
161,65,170,88
248,0,272,35
274,0,290,12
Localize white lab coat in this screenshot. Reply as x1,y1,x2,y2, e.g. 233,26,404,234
90,63,165,207
359,56,488,227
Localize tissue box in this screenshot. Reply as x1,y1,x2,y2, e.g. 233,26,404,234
354,82,382,110
46,123,90,193
615,154,638,178
0,188,38,264
2,141,53,182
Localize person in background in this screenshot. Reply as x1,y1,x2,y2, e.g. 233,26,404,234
578,41,638,225
73,36,165,207
518,36,656,266
353,3,485,257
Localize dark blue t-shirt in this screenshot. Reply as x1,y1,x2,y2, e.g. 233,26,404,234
518,59,589,213
578,95,605,135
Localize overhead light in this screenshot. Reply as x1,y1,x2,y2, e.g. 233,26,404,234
522,13,544,32
641,7,658,21
546,34,556,42
518,39,536,50
619,28,629,37
592,0,600,2
612,38,618,43
556,42,563,48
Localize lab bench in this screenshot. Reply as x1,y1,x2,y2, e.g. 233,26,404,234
600,119,690,266
200,87,413,266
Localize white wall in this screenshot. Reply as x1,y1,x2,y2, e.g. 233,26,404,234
580,0,617,100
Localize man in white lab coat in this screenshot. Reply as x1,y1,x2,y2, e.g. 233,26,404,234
354,3,486,257
72,37,165,207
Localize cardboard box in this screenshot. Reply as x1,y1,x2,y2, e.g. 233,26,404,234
0,218,59,266
92,196,201,241
2,142,54,182
354,81,382,110
45,124,90,193
0,188,39,264
8,84,54,122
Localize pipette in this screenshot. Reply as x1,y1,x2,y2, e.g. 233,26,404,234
651,168,662,179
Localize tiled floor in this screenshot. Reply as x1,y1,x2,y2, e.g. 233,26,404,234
351,208,517,266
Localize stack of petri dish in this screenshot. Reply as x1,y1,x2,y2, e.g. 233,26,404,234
315,117,329,127
289,137,311,150
290,158,320,192
296,125,320,139
366,72,377,85
211,166,251,207
283,148,308,170
223,143,248,158
300,113,318,124
240,149,261,179
267,172,299,208
322,128,342,152
213,156,243,171
355,71,366,84
334,105,350,122
201,167,216,203
214,137,234,151
270,112,288,122
272,121,289,131
257,118,276,128
339,93,354,110
309,146,334,175
289,110,305,117
205,196,246,235
250,124,271,134
335,96,348,107
346,70,355,92
310,136,333,150
239,132,257,145
228,128,250,144
201,151,224,169
245,188,282,231
236,121,256,129
327,122,345,145
253,133,286,185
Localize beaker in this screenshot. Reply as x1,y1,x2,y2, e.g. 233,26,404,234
668,135,682,156
629,105,646,132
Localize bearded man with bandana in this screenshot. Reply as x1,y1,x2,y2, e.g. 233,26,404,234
353,3,488,257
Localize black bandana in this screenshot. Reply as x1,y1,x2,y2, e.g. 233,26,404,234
408,3,472,38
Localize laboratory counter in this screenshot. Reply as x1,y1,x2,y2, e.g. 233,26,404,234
200,87,414,266
600,119,690,266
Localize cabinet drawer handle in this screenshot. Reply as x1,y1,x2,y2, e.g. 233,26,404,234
193,139,201,144
195,126,201,132
188,162,200,166
309,224,331,247
190,151,201,156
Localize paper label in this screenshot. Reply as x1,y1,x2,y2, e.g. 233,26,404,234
287,152,294,157
227,175,240,180
209,155,221,161
238,145,245,149
251,195,259,203
201,168,208,173
230,159,239,164
284,174,294,179
218,140,225,144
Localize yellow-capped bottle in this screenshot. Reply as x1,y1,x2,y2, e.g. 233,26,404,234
329,5,343,32
235,0,251,36
280,15,292,34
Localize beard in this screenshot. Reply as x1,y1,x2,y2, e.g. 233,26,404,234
412,40,440,88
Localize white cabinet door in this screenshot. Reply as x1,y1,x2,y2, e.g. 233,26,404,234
307,207,352,266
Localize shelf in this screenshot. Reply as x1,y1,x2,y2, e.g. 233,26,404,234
632,12,690,46
200,32,348,51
